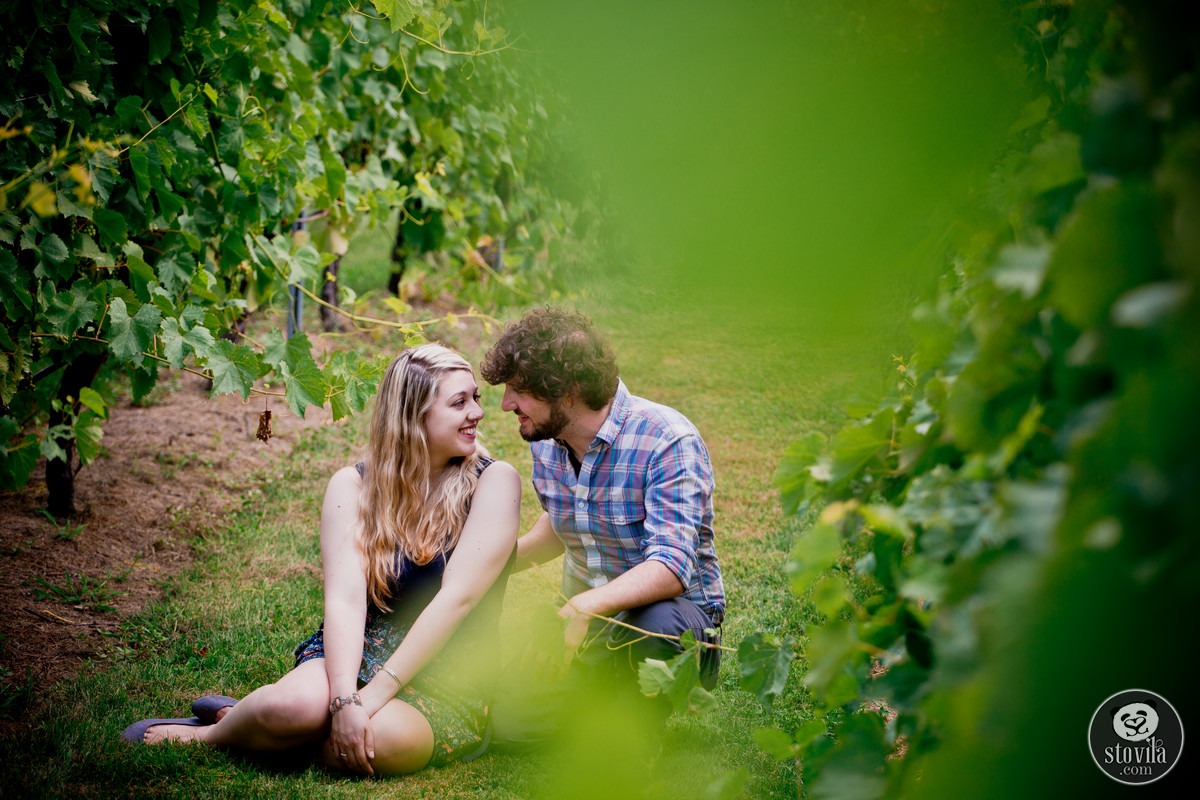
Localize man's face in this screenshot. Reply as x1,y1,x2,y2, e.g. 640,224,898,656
500,384,570,442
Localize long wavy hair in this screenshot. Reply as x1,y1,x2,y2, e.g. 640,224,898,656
358,344,487,611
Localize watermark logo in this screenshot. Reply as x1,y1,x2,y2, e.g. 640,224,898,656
1088,689,1184,785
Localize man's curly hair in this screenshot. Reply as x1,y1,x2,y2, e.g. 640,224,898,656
480,307,619,410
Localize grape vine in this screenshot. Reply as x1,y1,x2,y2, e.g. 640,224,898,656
1,0,570,514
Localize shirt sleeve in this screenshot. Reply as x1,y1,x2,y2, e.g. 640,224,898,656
640,433,714,590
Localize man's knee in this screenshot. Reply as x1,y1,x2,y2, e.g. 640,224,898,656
614,598,722,689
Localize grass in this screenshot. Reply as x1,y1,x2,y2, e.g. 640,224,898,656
31,569,128,614
0,247,897,798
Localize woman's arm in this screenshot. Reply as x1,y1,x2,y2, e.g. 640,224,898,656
356,461,521,716
318,466,374,773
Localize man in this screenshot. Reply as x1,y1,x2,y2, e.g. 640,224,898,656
480,307,725,696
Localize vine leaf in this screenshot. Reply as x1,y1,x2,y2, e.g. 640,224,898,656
787,519,842,596
106,298,161,364
774,431,827,515
371,0,423,32
160,317,216,368
738,632,796,707
74,410,104,465
205,340,266,399
281,359,326,418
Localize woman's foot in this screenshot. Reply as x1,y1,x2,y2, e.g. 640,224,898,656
143,722,211,745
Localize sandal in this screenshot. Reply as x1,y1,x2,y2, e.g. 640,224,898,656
121,716,205,743
190,694,238,725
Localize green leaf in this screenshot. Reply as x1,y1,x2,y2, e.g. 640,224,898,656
637,648,701,713
0,432,40,490
0,249,33,314
321,139,347,202
774,431,826,516
75,409,104,465
786,520,842,595
687,685,717,714
370,0,421,31
260,328,288,368
77,387,107,420
156,254,195,296
106,298,161,363
1048,182,1162,328
287,245,322,284
281,359,326,418
40,432,68,464
128,147,151,202
160,317,214,368
44,286,99,337
737,632,795,707
92,206,128,247
39,233,70,266
753,727,800,760
205,340,265,399
812,574,848,619
792,718,828,750
129,363,159,404
801,621,861,702
637,658,675,698
828,409,894,490
147,12,172,64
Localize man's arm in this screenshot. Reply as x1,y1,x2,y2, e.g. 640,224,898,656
561,559,683,618
514,511,565,572
557,560,684,653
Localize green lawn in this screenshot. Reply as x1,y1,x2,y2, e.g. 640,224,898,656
0,265,894,798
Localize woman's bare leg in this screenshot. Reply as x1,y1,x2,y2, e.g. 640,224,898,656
144,659,330,749
316,697,434,776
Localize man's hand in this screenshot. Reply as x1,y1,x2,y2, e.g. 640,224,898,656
557,591,603,669
559,601,591,654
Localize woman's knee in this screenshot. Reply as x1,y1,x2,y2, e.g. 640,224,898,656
369,704,435,775
250,683,329,737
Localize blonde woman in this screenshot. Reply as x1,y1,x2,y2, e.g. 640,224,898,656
122,344,521,776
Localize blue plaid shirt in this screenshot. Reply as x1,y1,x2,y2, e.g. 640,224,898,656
530,380,725,625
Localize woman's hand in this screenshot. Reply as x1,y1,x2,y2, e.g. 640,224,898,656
328,702,375,776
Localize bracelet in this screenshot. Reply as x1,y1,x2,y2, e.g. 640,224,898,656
377,664,404,690
328,692,362,714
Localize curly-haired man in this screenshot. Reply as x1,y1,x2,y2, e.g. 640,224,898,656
480,307,725,728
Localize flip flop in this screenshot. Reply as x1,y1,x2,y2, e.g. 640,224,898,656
121,716,206,744
190,694,238,725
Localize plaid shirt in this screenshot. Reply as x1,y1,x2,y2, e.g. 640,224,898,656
530,380,725,625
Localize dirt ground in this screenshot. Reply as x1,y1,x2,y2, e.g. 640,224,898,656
0,344,337,719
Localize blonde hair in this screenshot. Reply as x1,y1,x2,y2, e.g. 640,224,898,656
358,344,487,611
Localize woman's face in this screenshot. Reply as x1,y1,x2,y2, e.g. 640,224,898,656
424,369,484,466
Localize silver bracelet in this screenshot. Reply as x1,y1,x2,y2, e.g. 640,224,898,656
378,664,403,690
328,692,362,714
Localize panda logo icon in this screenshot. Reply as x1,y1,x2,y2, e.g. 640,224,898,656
1111,699,1159,742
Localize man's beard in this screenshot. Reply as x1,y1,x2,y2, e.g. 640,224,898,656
520,400,571,442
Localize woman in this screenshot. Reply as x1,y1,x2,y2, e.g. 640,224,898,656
122,344,521,776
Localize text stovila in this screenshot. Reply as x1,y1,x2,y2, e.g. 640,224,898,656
1104,737,1168,765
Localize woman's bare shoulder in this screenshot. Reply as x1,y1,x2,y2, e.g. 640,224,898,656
324,464,364,497
477,459,520,487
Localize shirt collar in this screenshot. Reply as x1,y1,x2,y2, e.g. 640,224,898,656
592,379,630,448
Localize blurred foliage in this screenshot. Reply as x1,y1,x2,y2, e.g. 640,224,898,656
0,0,576,506
757,0,1199,797
620,0,1198,795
